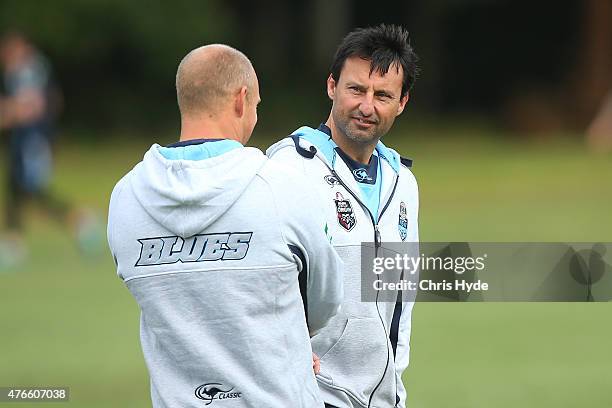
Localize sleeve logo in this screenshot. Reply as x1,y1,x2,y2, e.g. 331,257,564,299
398,202,408,241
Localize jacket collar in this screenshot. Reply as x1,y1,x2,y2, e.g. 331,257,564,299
293,124,400,174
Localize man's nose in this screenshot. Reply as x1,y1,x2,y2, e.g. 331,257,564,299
359,94,374,117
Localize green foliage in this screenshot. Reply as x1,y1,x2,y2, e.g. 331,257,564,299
0,0,236,70
0,0,237,128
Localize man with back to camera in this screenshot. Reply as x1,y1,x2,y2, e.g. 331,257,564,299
267,25,419,408
107,44,344,407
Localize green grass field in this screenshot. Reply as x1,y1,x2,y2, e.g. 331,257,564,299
0,129,610,407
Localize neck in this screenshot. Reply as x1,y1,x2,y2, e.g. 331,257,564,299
325,115,376,165
179,114,243,144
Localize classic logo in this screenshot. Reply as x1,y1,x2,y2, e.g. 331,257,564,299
135,232,253,266
352,168,373,183
194,383,242,405
398,201,408,241
324,174,340,186
334,192,356,231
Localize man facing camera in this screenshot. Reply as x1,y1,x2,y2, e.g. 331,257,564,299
267,25,419,408
107,44,343,408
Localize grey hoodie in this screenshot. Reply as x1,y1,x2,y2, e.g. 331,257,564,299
107,142,344,407
267,128,418,408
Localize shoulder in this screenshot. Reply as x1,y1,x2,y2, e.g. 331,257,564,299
109,152,147,207
398,163,418,202
110,170,132,197
258,156,303,182
108,171,134,213
107,171,133,248
267,136,311,161
257,157,314,193
385,145,418,191
266,136,293,156
267,127,332,163
266,136,328,176
257,156,328,213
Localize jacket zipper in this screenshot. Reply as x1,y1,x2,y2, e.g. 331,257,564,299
330,169,399,408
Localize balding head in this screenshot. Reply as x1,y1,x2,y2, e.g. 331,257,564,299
176,44,255,118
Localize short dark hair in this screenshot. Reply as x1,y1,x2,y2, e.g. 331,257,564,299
330,24,419,98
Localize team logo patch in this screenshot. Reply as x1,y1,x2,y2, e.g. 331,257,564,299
324,174,340,186
334,192,356,231
398,202,408,241
195,383,242,405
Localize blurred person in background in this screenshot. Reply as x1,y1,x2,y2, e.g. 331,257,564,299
0,31,100,267
267,24,419,408
107,44,343,407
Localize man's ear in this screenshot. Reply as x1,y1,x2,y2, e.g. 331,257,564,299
396,92,409,116
326,74,336,100
234,86,248,117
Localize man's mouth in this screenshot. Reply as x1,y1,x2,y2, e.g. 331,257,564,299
352,117,376,127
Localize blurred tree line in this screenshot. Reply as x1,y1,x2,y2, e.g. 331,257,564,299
0,0,610,137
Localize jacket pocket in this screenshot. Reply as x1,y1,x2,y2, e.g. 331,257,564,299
317,317,389,406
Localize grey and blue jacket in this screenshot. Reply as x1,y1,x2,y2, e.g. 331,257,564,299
107,140,344,407
268,127,419,408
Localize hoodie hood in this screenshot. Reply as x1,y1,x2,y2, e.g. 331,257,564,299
130,143,267,238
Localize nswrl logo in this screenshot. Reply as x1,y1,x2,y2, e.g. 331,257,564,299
194,383,242,405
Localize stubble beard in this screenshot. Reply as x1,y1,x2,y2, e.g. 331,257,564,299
334,110,382,147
